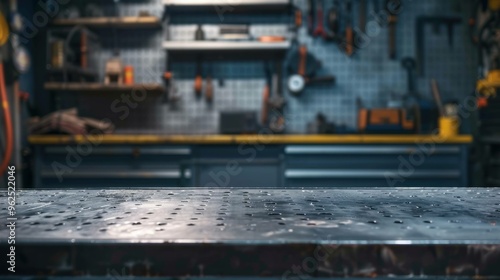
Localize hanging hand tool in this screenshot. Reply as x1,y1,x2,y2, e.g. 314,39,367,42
468,17,480,46
431,79,445,117
205,64,214,104
345,0,355,56
287,46,336,96
194,57,203,97
401,57,422,108
326,1,340,41
269,63,285,110
163,71,172,100
287,45,313,95
359,0,367,34
401,57,421,133
295,8,303,29
307,0,315,36
163,72,181,104
386,0,401,60
298,45,308,77
261,65,271,126
269,62,286,134
308,76,336,85
205,77,213,104
313,0,327,38
475,3,500,98
402,57,418,99
288,76,336,95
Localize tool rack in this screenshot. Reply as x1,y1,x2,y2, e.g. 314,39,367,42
45,14,165,111
162,0,294,75
163,0,292,12
52,16,162,28
2,188,500,278
45,27,100,83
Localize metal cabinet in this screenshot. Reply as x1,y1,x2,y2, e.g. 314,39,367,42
33,143,468,188
191,146,283,187
481,136,500,186
284,145,468,187
35,146,192,188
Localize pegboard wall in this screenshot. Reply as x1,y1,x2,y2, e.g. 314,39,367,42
53,0,477,134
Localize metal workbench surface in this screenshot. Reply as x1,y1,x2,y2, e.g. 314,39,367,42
2,188,500,278
3,188,500,244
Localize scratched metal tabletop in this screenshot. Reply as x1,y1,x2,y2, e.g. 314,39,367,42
2,188,499,244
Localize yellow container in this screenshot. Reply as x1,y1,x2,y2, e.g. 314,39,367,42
490,0,500,11
439,117,459,137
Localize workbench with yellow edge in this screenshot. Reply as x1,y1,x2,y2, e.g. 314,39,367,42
29,134,472,189
28,134,473,145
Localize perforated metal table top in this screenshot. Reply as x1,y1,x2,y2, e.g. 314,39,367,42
3,188,500,244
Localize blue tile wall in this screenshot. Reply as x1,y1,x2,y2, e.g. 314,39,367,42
64,0,477,134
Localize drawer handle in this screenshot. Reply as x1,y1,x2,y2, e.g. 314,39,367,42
44,147,191,156
41,170,185,179
285,146,460,155
285,169,460,179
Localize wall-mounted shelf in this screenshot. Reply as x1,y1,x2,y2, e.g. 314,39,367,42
163,0,291,12
52,16,162,28
28,134,474,145
44,83,165,94
164,40,290,51
163,41,290,60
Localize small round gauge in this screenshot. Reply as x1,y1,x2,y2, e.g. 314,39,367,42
14,46,30,73
10,13,23,33
288,74,305,95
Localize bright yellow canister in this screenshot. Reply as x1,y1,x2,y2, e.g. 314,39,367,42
439,117,459,137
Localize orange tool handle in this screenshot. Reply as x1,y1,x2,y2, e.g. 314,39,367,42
124,65,134,85
295,9,303,27
261,85,270,125
431,79,445,117
346,27,354,56
388,15,397,59
163,72,173,80
478,97,488,108
0,63,13,175
259,36,286,42
205,77,214,103
194,75,203,96
298,46,307,76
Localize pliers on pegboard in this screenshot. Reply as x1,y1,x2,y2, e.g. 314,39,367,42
313,0,328,39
